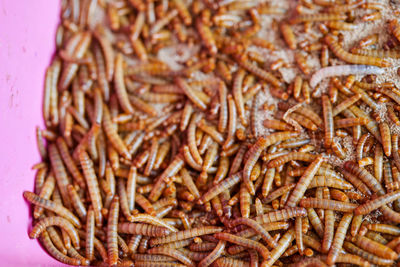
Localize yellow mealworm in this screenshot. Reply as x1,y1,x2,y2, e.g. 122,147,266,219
344,241,394,266
300,198,357,212
30,216,80,249
261,229,295,267
67,185,87,221
324,35,390,67
244,132,298,194
34,174,55,219
281,23,297,50
326,213,353,265
322,95,334,148
214,232,269,259
344,161,385,195
351,235,398,260
355,190,400,215
79,151,103,226
24,191,81,228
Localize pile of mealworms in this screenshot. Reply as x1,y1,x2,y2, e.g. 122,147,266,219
23,0,400,266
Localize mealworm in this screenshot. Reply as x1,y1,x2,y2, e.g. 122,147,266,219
322,95,334,148
367,223,400,236
284,156,325,207
48,144,72,209
41,231,81,266
255,207,307,224
103,106,131,160
326,213,353,265
355,190,400,215
344,161,385,195
261,229,295,267
67,185,87,221
281,23,297,50
244,132,298,194
24,191,81,228
290,13,347,24
197,240,226,267
299,198,357,212
149,226,223,246
351,235,398,260
230,217,277,248
322,189,334,254
324,35,390,67
310,65,384,88
79,151,103,226
30,216,80,249
235,58,282,87
344,241,394,266
85,207,95,261
106,196,119,265
295,217,304,255
214,232,269,259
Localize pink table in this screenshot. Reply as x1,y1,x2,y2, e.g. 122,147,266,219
0,1,67,266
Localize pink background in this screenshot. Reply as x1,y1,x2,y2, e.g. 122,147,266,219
0,0,67,266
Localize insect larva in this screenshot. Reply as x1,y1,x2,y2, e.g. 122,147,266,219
114,53,136,113
34,174,55,219
59,32,92,90
197,240,225,267
289,13,347,24
281,23,297,50
326,21,358,31
380,204,400,223
107,196,119,265
267,152,317,168
79,151,103,226
48,144,72,209
332,94,362,116
294,52,311,75
263,184,296,204
322,95,334,148
127,214,177,233
85,207,94,261
303,234,322,252
310,65,384,88
30,216,80,249
355,190,400,215
330,188,349,202
351,47,400,59
117,223,170,237
232,69,247,126
153,141,171,170
322,192,334,254
230,217,277,248
117,178,134,222
235,58,282,87
326,213,353,265
260,229,295,267
41,231,81,266
244,132,298,194
331,141,346,160
67,185,87,221
325,0,364,12
196,19,217,55
367,223,400,236
24,191,81,228
239,184,251,218
379,122,391,157
295,217,304,255
255,207,307,224
135,262,186,267
103,106,131,160
175,77,207,111
135,193,156,216
351,235,398,260
344,161,385,195
188,113,203,165
263,119,293,131
324,35,390,67
214,232,269,259
306,208,323,238
315,187,325,221
344,241,394,266
149,226,222,246
262,168,276,198
300,198,357,212
198,120,224,145
287,112,318,131
335,117,369,128
133,253,176,262
199,172,242,205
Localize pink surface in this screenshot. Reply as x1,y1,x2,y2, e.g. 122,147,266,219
0,1,67,266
